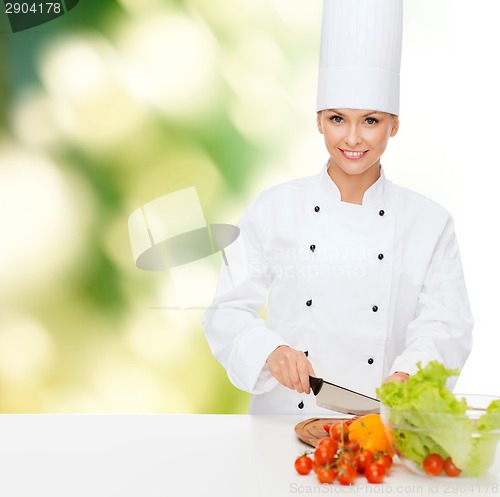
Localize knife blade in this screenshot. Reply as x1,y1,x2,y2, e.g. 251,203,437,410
309,376,380,416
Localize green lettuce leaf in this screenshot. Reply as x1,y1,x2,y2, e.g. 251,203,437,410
378,361,500,476
467,400,500,476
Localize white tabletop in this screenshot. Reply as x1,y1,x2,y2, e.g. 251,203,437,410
0,415,498,497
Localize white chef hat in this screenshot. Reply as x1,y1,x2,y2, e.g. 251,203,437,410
316,0,403,115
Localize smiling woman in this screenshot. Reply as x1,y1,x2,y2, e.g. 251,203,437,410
316,108,399,204
203,0,473,415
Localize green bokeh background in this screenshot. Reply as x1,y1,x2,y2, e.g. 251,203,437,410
0,0,323,412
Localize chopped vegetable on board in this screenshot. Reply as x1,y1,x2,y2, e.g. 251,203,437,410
347,413,394,457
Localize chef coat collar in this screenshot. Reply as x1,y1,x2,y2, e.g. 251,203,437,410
319,160,387,206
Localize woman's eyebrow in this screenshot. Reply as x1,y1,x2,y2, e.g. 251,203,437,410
329,109,381,117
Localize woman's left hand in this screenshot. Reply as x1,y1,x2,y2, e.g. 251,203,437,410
383,371,410,384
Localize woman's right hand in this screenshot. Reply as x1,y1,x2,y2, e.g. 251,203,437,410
266,345,317,394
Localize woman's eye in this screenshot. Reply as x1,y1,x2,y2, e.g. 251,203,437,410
330,115,343,123
365,117,378,125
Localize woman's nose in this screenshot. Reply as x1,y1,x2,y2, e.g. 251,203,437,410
345,125,362,147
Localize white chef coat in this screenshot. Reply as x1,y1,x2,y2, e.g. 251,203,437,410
202,162,473,414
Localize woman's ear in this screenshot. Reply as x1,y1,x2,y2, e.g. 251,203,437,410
390,116,400,137
316,111,324,134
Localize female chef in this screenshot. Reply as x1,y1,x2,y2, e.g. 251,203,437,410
202,0,473,414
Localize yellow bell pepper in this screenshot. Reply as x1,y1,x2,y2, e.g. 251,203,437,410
347,414,394,456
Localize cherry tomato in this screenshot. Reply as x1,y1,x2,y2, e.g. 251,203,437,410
444,457,462,477
318,437,339,452
338,451,358,471
330,422,349,442
295,455,313,475
356,449,375,473
423,453,444,476
323,423,332,434
317,466,336,485
374,453,393,472
365,462,386,484
337,463,357,485
345,440,360,454
314,444,335,466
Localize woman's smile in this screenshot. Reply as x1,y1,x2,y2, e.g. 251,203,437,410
339,149,368,160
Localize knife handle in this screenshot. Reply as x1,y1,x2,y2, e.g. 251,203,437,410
309,376,323,396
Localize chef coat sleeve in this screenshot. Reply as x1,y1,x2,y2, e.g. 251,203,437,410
202,195,287,394
390,215,473,386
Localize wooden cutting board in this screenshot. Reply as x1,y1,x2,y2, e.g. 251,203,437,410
294,417,352,447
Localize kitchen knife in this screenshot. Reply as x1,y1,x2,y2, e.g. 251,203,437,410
309,376,380,415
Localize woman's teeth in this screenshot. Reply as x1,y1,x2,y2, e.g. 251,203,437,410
342,150,365,158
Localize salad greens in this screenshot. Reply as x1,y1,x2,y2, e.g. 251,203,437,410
377,361,500,476
468,399,500,476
